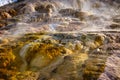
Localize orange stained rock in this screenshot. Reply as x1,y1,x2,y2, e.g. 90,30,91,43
0,23,5,27
0,16,2,20
0,12,12,19
8,9,17,16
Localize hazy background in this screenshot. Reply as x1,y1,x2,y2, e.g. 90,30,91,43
0,0,17,6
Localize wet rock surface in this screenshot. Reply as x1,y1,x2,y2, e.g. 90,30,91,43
0,0,119,32
0,0,120,80
0,32,119,80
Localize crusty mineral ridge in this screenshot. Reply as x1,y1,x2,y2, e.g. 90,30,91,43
0,32,119,80
0,0,119,31
0,0,55,28
96,43,120,80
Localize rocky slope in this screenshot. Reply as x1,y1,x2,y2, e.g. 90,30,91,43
0,0,120,80
0,32,119,80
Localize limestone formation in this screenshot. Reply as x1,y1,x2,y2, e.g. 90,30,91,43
0,0,120,80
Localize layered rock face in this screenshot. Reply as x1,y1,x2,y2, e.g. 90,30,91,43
0,0,119,32
0,0,120,80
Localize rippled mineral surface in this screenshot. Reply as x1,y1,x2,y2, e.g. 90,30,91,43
0,0,120,80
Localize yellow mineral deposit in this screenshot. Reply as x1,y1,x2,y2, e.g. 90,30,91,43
0,0,119,79
24,43,66,71
74,42,83,51
94,34,105,47
17,33,71,71
83,55,106,80
0,47,16,79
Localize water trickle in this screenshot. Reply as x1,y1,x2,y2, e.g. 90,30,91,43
20,43,32,58
19,43,32,71
49,24,58,31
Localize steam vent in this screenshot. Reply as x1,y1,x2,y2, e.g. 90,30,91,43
0,0,120,80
